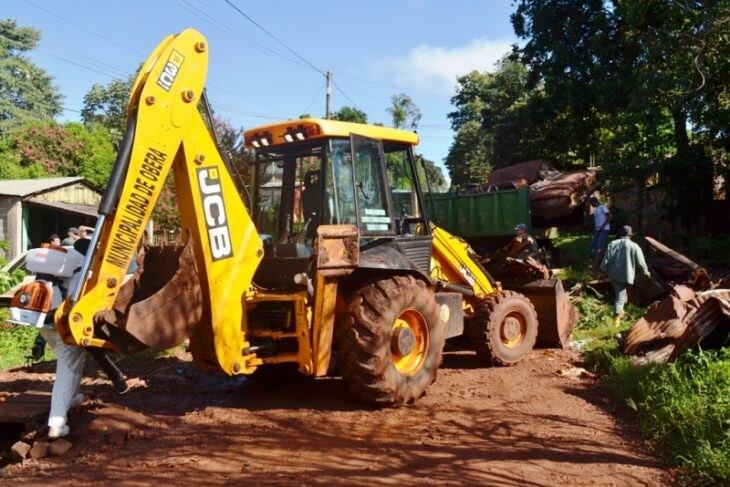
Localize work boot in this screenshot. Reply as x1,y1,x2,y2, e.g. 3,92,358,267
613,312,624,327
48,424,69,439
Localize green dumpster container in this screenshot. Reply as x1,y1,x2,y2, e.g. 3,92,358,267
428,187,531,238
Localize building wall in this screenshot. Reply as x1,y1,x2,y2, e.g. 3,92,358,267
0,182,101,260
0,196,22,260
32,182,101,206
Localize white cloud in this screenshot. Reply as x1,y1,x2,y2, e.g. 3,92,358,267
372,38,513,94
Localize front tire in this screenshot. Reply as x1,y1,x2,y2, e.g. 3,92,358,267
468,291,538,366
338,275,444,406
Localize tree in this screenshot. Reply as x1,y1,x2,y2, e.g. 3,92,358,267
444,58,547,186
66,122,116,187
81,76,134,143
387,94,421,130
150,116,254,231
511,0,730,233
444,120,491,187
0,19,63,134
331,106,368,124
418,157,448,192
0,120,114,186
213,116,254,186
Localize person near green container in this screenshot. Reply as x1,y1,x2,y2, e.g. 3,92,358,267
589,196,611,260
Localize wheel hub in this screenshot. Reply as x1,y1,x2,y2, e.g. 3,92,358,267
503,317,521,341
500,311,527,348
390,308,429,376
391,326,415,356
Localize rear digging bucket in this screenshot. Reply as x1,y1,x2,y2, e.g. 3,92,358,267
97,239,203,353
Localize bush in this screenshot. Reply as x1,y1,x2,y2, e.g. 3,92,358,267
553,235,593,282
0,323,37,370
609,351,730,484
686,236,730,268
576,295,730,484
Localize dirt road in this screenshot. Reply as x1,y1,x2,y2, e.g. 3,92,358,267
1,346,669,485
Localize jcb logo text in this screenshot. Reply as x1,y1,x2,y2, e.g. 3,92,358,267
197,167,233,261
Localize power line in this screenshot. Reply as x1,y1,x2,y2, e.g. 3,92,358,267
18,1,297,119
176,0,309,70
22,0,144,57
303,80,326,115
336,73,452,98
207,82,291,115
209,99,283,120
331,81,362,111
40,41,130,78
332,80,388,103
36,50,120,79
221,1,370,115
416,135,454,140
2,36,127,79
223,0,326,76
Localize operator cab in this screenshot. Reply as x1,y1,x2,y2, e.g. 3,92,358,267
245,119,431,290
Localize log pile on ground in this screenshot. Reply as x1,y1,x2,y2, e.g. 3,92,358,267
623,237,729,364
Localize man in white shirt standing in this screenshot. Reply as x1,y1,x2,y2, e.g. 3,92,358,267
589,196,611,260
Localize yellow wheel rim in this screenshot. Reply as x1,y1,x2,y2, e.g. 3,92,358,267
500,311,526,348
390,308,429,376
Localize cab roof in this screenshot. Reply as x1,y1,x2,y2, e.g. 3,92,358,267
243,118,419,149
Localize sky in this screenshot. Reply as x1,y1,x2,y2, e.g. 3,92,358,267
5,0,517,175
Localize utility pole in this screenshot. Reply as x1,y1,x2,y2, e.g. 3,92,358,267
325,69,332,119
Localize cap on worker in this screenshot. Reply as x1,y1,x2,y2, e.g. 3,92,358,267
514,223,528,232
621,225,633,237
68,227,79,234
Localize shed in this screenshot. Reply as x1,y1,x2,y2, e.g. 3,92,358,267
0,177,101,260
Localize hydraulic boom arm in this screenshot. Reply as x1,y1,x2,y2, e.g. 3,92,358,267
55,29,264,375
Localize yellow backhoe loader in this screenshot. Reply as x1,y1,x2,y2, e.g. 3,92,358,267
13,29,546,405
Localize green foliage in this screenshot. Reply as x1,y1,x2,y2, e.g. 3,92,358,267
0,324,36,370
511,0,730,232
0,119,115,185
0,240,24,294
445,57,553,186
387,93,421,130
212,116,253,184
686,236,730,268
610,351,730,484
444,120,491,187
81,76,134,143
0,238,30,371
0,19,63,135
552,235,592,282
576,295,730,483
417,157,447,192
65,122,116,187
331,106,367,124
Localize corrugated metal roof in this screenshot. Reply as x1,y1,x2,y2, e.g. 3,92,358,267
0,177,86,197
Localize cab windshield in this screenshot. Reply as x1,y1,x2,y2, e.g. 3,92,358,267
253,135,423,245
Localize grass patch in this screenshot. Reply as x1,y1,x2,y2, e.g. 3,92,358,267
0,322,54,370
575,295,730,484
553,235,593,282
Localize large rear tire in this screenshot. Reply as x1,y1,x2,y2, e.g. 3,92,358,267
338,275,444,406
468,291,538,366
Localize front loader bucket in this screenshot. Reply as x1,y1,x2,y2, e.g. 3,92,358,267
98,239,204,353
508,279,578,348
